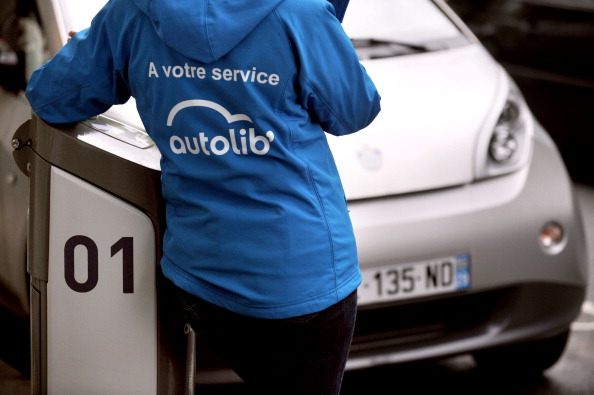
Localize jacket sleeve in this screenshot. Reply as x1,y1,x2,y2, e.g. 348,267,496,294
25,0,132,124
283,0,380,136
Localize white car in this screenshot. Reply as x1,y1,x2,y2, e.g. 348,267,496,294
1,0,588,392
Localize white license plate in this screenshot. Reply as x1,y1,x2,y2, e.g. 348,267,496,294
358,254,470,306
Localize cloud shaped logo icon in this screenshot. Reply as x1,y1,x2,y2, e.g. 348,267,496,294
167,100,252,126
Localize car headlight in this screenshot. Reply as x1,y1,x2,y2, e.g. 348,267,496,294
476,76,534,179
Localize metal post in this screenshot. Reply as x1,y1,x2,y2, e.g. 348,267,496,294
184,323,196,395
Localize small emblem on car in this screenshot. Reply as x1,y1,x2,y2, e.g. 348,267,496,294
357,145,383,171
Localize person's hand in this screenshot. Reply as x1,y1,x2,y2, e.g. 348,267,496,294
67,31,77,42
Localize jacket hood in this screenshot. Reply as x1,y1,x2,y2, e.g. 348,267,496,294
132,0,286,63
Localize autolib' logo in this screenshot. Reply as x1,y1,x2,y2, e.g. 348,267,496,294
167,100,275,156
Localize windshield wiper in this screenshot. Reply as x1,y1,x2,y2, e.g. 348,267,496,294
351,38,430,53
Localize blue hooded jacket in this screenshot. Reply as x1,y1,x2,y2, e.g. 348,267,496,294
26,0,380,318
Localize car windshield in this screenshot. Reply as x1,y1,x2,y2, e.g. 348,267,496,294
343,0,470,57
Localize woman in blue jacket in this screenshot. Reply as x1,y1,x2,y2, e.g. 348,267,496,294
26,0,380,393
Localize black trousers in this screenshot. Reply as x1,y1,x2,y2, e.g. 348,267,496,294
177,288,358,395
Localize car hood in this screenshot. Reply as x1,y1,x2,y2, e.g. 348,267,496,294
327,44,504,200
